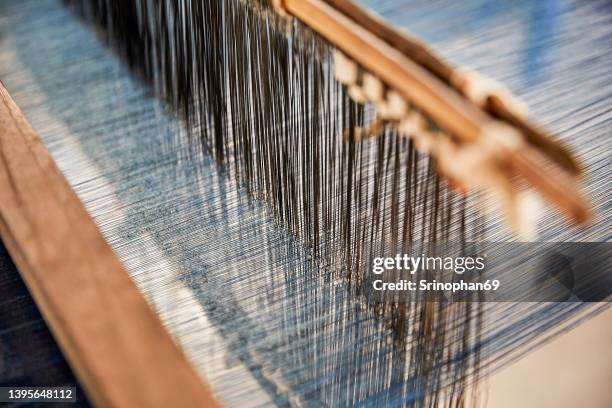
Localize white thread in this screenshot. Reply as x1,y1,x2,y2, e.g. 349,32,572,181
334,50,358,85
386,90,407,120
348,84,367,104
363,73,384,102
451,68,528,116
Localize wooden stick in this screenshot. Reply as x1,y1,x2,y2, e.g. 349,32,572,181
283,0,589,223
510,148,590,224
487,95,581,175
0,82,218,408
326,0,454,83
325,0,581,175
285,0,490,143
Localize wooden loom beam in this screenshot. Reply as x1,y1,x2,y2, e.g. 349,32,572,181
0,82,218,407
285,0,489,143
283,0,589,223
326,0,581,175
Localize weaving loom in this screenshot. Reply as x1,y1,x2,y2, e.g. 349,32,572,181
0,0,610,407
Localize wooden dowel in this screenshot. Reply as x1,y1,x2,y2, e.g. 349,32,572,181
326,0,454,82
0,82,218,408
325,0,581,175
284,0,588,223
509,149,590,225
487,95,581,175
285,0,492,143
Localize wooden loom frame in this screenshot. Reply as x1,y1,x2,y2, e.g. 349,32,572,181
0,0,591,407
0,83,219,407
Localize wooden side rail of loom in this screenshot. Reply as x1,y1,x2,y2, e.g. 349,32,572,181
280,0,590,224
0,82,218,408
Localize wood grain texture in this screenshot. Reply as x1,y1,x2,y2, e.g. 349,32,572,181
0,81,218,408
